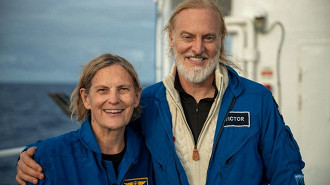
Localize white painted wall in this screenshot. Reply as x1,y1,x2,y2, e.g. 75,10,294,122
230,0,330,184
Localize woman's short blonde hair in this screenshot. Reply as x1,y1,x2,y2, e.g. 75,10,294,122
70,53,142,123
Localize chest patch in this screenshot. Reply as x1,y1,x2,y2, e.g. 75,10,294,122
124,177,148,185
224,111,250,127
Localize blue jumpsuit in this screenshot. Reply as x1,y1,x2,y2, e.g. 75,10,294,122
27,119,154,185
139,66,305,185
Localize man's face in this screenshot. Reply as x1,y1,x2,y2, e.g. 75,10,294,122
170,8,221,83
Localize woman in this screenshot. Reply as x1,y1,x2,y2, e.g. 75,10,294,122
24,53,154,185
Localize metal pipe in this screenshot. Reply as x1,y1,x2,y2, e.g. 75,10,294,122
225,17,258,80
227,25,246,75
155,0,164,82
0,146,25,158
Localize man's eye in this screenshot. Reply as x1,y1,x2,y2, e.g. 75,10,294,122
98,89,106,92
204,36,215,42
119,88,129,93
182,34,192,41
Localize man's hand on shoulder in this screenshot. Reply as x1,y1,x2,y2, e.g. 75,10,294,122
16,147,44,185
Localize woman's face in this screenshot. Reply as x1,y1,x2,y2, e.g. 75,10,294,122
81,64,141,133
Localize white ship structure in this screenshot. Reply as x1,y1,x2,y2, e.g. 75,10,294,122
154,0,330,184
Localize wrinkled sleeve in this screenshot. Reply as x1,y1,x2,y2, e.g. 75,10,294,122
25,141,54,185
260,93,305,185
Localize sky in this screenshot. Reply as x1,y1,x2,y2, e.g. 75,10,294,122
0,0,156,85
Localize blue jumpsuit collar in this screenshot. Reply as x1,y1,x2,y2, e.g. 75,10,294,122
79,118,102,154
226,66,244,97
78,118,141,162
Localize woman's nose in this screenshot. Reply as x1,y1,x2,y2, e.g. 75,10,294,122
107,90,120,104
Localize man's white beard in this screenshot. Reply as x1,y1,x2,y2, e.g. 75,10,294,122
174,50,219,84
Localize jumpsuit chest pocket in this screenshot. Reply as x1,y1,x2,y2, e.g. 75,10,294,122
223,130,259,167
216,110,260,168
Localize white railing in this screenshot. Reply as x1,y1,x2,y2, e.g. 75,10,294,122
0,146,25,158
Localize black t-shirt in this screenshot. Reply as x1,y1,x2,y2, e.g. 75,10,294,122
174,73,218,145
102,146,126,177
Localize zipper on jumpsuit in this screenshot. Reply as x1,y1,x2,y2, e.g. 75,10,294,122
119,163,135,185
102,161,134,185
205,97,236,184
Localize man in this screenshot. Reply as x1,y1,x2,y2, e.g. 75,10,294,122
17,0,305,184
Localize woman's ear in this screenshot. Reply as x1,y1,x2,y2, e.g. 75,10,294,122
80,88,91,110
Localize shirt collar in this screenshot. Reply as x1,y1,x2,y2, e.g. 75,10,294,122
174,71,218,99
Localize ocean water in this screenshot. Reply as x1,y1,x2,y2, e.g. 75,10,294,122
0,83,80,185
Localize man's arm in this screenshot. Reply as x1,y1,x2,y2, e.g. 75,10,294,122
260,95,305,184
16,147,44,185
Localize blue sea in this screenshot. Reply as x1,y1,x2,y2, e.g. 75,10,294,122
0,83,80,185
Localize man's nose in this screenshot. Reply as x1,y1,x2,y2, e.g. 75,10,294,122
191,38,205,54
